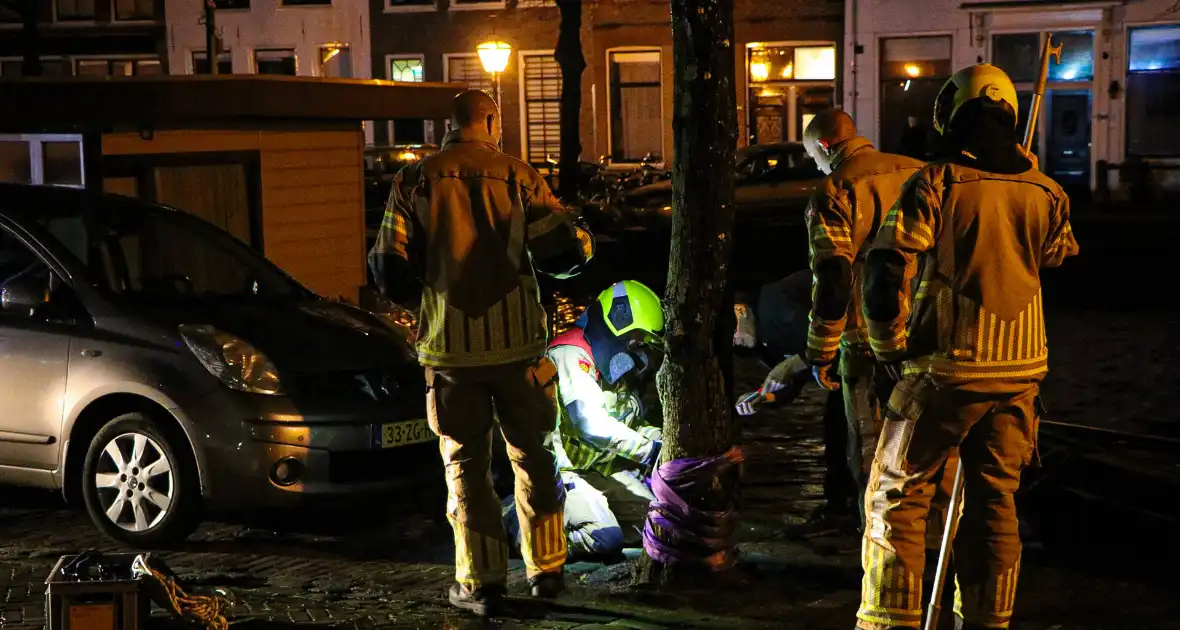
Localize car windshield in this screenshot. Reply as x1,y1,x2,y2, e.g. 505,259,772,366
32,202,307,301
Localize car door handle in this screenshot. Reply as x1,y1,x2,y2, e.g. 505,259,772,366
80,349,102,358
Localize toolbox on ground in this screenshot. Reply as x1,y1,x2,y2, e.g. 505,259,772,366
44,552,149,630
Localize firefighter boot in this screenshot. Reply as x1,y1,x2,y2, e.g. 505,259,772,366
448,583,507,617
529,571,565,599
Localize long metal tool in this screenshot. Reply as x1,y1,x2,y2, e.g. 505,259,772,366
1023,34,1063,152
923,458,964,630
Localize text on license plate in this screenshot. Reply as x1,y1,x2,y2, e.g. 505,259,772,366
379,419,435,448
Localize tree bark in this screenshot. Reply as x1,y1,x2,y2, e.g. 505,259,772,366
553,0,585,203
635,0,739,586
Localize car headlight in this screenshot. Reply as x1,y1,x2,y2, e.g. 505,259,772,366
178,324,283,395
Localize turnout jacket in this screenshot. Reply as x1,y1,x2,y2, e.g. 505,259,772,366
368,127,591,368
805,137,924,366
864,157,1079,380
547,327,661,477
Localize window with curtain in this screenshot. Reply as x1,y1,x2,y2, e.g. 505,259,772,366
522,53,561,164
609,50,662,162
445,54,493,94
1127,26,1180,157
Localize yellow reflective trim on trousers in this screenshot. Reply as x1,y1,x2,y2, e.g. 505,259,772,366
453,530,509,588
856,612,921,629
522,511,566,576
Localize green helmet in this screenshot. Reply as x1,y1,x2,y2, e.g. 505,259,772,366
596,280,664,339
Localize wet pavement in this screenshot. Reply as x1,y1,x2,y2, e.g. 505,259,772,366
4,345,1180,629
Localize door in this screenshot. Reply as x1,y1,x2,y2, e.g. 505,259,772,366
0,227,71,472
1045,91,1092,193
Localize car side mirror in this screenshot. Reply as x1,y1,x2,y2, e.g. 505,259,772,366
1,274,50,315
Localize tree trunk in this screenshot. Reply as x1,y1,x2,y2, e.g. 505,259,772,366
18,0,41,77
635,0,739,586
554,0,585,203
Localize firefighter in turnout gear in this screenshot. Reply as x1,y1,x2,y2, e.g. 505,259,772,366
857,64,1079,630
504,280,664,560
368,89,594,616
799,109,957,545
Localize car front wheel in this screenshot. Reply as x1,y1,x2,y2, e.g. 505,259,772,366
81,412,201,546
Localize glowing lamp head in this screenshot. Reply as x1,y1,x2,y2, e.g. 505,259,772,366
904,63,921,78
750,61,770,82
477,41,512,74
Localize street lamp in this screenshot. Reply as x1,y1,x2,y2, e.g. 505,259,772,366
477,40,512,105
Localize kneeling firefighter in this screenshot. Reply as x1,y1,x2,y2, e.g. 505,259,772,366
504,280,665,560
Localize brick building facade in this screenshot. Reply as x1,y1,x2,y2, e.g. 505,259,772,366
369,0,844,165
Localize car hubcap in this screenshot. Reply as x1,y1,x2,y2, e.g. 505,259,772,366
94,432,174,532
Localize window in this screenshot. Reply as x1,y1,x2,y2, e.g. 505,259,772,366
445,54,493,93
114,0,157,20
793,46,836,81
522,52,561,164
450,0,505,9
74,58,163,77
213,0,251,8
1127,26,1180,157
0,230,56,322
609,50,662,163
281,0,331,5
320,45,351,78
255,49,296,75
992,34,1041,83
389,56,424,82
385,0,434,11
1050,31,1094,82
193,51,233,75
0,59,69,77
386,56,427,145
55,0,96,20
0,136,85,188
879,36,952,158
0,2,20,22
746,43,837,144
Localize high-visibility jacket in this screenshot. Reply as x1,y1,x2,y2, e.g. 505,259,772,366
368,127,591,369
864,156,1079,380
547,327,661,477
805,137,924,366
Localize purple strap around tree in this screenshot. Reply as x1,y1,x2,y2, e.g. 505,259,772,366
642,446,744,571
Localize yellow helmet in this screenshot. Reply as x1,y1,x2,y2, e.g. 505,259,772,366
932,63,1019,135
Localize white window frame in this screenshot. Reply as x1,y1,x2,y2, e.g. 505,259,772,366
385,54,429,146
190,49,234,74
449,0,506,12
745,40,837,143
518,49,561,164
1120,21,1180,161
871,31,955,149
0,134,87,188
384,0,435,13
604,46,665,166
253,47,298,75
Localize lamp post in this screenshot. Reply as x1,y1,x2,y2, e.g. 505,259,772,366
477,40,512,105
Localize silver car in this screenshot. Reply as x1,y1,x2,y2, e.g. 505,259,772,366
0,184,433,546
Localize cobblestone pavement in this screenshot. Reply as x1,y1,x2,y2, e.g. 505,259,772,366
4,350,1180,630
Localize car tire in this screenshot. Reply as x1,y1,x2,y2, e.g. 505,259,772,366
81,412,202,547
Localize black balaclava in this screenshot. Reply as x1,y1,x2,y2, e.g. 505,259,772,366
938,99,1033,175
578,301,660,386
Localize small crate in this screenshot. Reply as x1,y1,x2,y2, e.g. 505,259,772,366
44,553,149,630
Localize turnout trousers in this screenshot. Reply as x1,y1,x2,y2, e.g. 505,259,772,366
427,358,567,589
841,349,956,547
856,374,1040,630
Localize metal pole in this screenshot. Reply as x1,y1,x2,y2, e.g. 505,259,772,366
204,0,218,75
494,71,502,107
924,457,965,630
1022,34,1062,153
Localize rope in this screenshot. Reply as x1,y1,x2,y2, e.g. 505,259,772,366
132,556,232,630
642,446,745,571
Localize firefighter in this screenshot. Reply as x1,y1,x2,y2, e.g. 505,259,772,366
857,64,1078,630
505,280,664,560
368,89,594,616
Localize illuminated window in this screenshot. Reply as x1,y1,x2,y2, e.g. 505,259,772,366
522,52,562,164
794,47,835,81
389,57,424,82
446,54,493,94
1127,26,1180,156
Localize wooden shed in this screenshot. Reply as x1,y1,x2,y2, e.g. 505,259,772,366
0,75,464,303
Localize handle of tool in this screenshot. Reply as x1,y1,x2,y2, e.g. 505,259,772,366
1023,34,1063,152
924,457,965,630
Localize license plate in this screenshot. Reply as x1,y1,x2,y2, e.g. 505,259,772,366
378,419,435,448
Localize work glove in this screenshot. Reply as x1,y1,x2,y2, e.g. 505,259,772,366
812,362,841,391
736,391,767,416
761,354,810,394
1017,144,1040,171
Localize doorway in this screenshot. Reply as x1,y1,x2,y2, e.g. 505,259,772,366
1045,90,1091,195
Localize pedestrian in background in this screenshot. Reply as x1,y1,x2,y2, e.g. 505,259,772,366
368,89,594,616
858,63,1078,630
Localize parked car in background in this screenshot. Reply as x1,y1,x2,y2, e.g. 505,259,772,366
617,142,823,228
0,184,431,546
